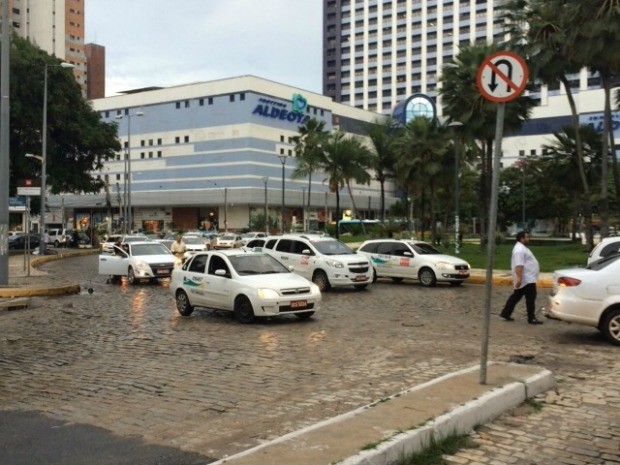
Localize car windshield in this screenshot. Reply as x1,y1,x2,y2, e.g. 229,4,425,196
124,236,147,243
183,236,204,245
311,240,354,255
240,233,255,238
228,254,290,275
220,235,236,241
131,243,171,256
409,242,440,255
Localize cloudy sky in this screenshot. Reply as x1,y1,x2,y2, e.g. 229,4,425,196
85,0,323,97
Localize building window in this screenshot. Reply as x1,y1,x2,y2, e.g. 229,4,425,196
184,135,189,143
280,148,285,154
148,139,153,146
280,135,285,142
240,93,245,101
175,136,180,144
184,100,190,108
229,94,235,102
116,174,120,181
208,97,213,105
176,102,181,109
157,138,162,145
199,98,204,106
141,140,145,147
157,151,162,158
149,152,153,158
140,152,145,159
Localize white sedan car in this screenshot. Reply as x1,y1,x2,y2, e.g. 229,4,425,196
356,239,471,287
170,249,321,323
548,253,620,345
99,241,182,284
215,234,244,249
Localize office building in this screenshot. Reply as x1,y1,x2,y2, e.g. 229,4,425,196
54,76,396,233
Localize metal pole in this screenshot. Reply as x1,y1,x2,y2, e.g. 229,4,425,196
279,156,287,234
521,167,525,230
263,177,268,235
127,115,132,232
39,64,49,254
449,121,463,255
123,147,128,234
0,0,10,284
224,187,228,232
302,187,306,232
324,191,328,230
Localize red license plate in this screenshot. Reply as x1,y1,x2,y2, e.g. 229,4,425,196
354,275,367,282
290,300,307,309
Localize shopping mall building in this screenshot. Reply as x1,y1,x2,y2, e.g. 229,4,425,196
53,75,397,233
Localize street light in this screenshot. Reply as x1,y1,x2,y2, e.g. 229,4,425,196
301,187,306,232
116,111,144,233
521,166,526,230
448,121,464,255
262,177,269,235
278,155,287,234
39,61,74,254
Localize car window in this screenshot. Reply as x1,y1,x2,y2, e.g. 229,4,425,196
247,239,266,248
587,252,620,270
208,255,230,276
312,240,354,255
188,254,207,273
393,244,413,257
265,239,277,249
600,242,620,258
276,239,293,253
228,254,289,275
376,242,393,255
130,243,170,256
359,242,379,253
410,242,440,255
291,240,312,255
183,236,204,245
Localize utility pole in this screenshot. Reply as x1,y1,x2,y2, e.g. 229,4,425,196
0,0,11,285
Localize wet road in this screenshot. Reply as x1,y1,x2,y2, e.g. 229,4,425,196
0,254,617,464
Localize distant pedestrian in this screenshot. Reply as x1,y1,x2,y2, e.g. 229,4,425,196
500,231,543,325
170,235,187,261
41,230,50,249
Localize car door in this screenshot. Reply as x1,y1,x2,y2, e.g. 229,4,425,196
98,245,129,275
391,242,417,278
184,254,209,307
374,241,395,276
205,255,234,310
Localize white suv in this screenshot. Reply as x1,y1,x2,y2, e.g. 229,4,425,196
262,235,372,291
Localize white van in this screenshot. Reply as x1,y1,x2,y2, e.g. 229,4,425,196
262,235,372,291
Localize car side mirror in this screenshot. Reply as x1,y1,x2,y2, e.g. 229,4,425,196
302,249,311,255
214,269,228,277
288,265,295,272
404,251,413,257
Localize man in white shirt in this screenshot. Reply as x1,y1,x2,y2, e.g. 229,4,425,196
500,231,543,324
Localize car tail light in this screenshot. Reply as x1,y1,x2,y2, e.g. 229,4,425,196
557,276,581,287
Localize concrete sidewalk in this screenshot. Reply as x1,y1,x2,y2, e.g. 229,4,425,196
212,362,555,465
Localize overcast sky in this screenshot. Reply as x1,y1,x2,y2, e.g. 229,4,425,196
85,0,323,97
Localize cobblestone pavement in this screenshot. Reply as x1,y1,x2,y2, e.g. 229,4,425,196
0,255,618,464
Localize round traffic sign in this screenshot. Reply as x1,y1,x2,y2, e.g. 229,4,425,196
476,51,528,103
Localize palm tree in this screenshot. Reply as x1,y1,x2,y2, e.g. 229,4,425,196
363,117,398,222
319,131,373,239
291,118,328,223
394,116,449,243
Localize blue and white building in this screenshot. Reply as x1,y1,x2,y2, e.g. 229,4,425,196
56,75,397,233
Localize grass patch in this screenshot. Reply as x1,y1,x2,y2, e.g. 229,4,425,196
391,433,478,465
524,398,544,412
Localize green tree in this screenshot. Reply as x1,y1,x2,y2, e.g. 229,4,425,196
362,116,398,222
291,118,328,216
8,35,120,198
394,116,449,243
319,131,373,239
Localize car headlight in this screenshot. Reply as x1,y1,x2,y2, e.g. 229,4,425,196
134,260,151,272
435,261,456,270
257,288,279,299
325,259,344,269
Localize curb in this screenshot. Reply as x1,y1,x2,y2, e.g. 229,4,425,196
468,273,553,288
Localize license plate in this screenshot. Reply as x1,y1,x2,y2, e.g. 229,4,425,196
354,275,367,282
290,300,307,309
157,269,170,275
459,270,468,275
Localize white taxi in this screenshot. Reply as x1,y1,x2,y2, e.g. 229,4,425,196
99,241,182,284
170,249,321,323
357,239,471,287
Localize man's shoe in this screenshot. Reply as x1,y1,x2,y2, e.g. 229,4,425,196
528,319,543,325
500,314,514,321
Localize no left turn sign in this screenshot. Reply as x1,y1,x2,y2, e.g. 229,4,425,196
476,51,528,103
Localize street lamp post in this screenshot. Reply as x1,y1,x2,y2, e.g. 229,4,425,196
301,187,306,232
278,155,287,234
448,121,464,255
39,62,74,254
262,177,269,235
116,111,144,233
521,167,526,230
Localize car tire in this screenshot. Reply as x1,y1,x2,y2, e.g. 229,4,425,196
176,290,194,316
372,269,378,283
234,296,255,324
295,311,315,320
602,308,620,345
312,270,331,292
391,277,404,284
418,268,437,287
127,267,138,285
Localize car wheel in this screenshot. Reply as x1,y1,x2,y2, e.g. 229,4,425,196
602,308,620,345
372,268,378,283
449,281,463,287
391,277,404,284
354,284,368,290
312,270,331,292
176,290,194,316
127,267,138,285
418,268,437,287
234,296,255,324
295,311,315,320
